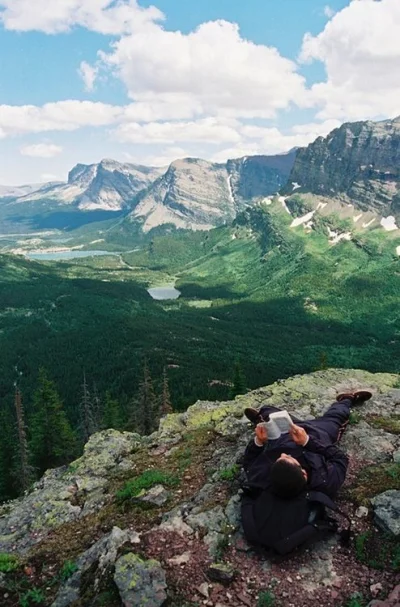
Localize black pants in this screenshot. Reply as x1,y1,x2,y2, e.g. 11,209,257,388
258,399,352,444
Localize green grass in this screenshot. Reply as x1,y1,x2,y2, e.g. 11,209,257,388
219,464,240,481
343,593,365,607
115,469,180,502
365,415,400,434
19,588,45,607
59,560,79,581
348,463,400,505
0,552,19,572
354,530,400,571
257,590,276,607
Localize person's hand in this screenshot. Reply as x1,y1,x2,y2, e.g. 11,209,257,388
255,423,268,446
289,424,309,446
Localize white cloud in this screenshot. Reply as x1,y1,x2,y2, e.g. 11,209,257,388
300,0,400,121
114,117,242,144
0,101,121,136
98,19,308,120
124,146,187,167
40,173,63,182
78,61,98,92
323,5,335,18
20,143,63,158
0,0,164,34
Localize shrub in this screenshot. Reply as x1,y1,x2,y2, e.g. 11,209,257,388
59,560,79,581
257,590,275,607
19,588,45,607
116,469,180,502
219,464,240,481
0,552,19,572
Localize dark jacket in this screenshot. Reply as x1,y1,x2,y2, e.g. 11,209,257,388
243,421,349,499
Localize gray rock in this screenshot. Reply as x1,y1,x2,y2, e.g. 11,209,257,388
355,506,369,518
0,430,140,554
114,552,167,607
133,485,170,507
285,116,400,218
0,572,7,588
341,421,397,462
393,450,400,464
371,490,400,536
159,515,194,537
224,494,242,530
207,562,237,585
52,526,139,607
186,506,226,533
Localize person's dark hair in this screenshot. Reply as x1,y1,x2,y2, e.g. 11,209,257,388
270,459,306,498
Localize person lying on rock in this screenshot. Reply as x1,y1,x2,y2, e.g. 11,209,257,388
240,389,372,555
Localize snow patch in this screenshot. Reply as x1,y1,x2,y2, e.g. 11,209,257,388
396,246,400,256
278,196,291,215
316,202,327,210
353,214,363,223
292,182,301,191
362,218,376,228
380,216,398,231
290,210,315,228
262,197,273,205
226,174,235,205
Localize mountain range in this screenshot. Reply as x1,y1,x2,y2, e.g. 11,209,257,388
0,152,295,232
0,116,399,237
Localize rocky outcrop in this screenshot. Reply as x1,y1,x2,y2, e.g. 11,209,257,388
114,553,167,607
0,369,399,607
0,429,141,553
52,526,139,607
286,117,400,219
371,490,400,536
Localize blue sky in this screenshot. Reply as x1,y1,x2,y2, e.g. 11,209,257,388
0,0,398,184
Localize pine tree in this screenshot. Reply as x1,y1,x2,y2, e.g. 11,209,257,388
160,367,173,415
30,369,76,475
79,372,99,442
129,360,158,435
318,351,328,371
229,361,247,399
14,387,34,493
102,391,122,430
0,407,17,501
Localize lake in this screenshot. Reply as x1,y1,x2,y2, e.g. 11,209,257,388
27,250,119,261
147,286,181,300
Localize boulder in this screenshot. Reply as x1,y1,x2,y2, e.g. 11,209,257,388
371,490,400,536
52,526,139,607
133,485,170,507
207,562,237,585
114,552,167,607
0,430,141,554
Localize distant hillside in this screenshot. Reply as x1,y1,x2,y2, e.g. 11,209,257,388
286,116,400,219
15,159,164,211
0,152,295,233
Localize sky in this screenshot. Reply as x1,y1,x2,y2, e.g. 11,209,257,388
0,0,399,184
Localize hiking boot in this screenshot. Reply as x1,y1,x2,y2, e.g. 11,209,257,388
244,407,264,425
337,390,372,406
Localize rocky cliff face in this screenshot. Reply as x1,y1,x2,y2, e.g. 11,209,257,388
4,152,295,231
129,153,295,232
287,117,400,219
227,152,296,206
0,369,399,607
17,159,164,211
